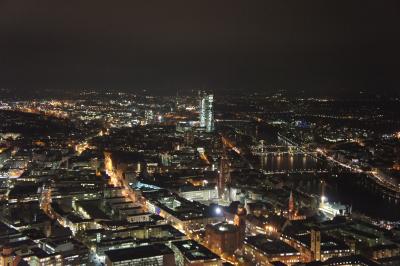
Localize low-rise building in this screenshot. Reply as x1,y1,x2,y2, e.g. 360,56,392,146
104,243,175,266
243,234,302,266
172,240,222,266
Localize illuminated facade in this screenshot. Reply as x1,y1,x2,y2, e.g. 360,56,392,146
287,191,306,221
319,200,351,220
205,222,240,257
144,109,154,125
0,247,20,266
199,92,214,132
218,152,231,199
311,227,321,261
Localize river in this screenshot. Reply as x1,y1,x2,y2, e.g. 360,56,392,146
253,124,400,221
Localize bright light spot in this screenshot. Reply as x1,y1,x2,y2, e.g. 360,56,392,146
215,207,222,215
265,225,275,232
321,196,327,203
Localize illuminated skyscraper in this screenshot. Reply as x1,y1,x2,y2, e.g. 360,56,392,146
218,151,231,199
199,92,214,132
144,110,154,125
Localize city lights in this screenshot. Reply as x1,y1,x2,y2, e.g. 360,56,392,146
0,1,399,264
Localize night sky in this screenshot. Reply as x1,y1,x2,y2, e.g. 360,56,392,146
1,0,399,94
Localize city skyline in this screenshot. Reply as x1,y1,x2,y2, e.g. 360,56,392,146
0,89,399,265
1,1,400,266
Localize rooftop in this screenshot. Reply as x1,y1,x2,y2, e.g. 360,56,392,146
207,222,238,233
172,240,220,262
291,232,349,252
323,255,380,266
104,243,173,262
245,234,299,256
143,189,221,221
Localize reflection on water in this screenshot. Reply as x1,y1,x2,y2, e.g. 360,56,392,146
258,154,400,221
325,174,400,221
254,128,400,221
259,154,319,172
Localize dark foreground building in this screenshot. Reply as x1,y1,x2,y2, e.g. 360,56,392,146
104,243,175,266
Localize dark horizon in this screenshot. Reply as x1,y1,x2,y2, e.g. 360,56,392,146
1,1,400,94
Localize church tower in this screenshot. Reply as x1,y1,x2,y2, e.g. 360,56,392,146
288,190,295,218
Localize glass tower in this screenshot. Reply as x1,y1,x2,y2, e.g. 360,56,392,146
199,92,214,132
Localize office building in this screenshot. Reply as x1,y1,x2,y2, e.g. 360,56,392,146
172,240,222,266
199,92,214,132
205,222,240,257
104,243,175,266
243,234,302,265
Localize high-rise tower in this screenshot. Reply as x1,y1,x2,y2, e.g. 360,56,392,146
218,151,231,199
199,91,214,132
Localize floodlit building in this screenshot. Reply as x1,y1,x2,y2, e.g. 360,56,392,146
310,227,321,261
